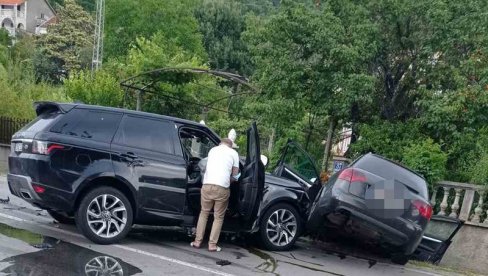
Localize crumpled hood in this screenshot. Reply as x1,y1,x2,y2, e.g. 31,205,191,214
265,173,304,190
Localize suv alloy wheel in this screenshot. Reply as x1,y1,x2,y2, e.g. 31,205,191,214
76,186,133,244
259,203,301,251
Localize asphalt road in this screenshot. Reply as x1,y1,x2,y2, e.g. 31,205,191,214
0,174,450,276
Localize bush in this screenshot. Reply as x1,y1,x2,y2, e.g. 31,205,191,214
64,70,124,107
402,139,448,190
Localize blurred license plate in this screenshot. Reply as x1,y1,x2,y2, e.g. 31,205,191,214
14,142,23,152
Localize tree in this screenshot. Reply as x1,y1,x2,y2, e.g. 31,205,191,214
195,0,253,76
244,1,376,170
35,0,94,83
104,0,205,60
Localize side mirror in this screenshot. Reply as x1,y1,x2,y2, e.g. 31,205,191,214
310,177,317,183
260,155,269,168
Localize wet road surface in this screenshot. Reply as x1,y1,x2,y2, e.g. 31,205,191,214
0,175,452,276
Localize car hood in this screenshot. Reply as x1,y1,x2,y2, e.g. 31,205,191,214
265,173,304,190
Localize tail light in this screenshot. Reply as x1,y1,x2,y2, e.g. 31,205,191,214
412,200,433,220
338,168,367,183
32,140,64,155
32,184,46,194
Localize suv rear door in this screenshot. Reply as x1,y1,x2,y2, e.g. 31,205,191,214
238,122,265,225
111,115,188,219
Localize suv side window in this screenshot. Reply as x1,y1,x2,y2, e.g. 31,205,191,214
179,128,216,160
114,115,174,154
50,109,122,143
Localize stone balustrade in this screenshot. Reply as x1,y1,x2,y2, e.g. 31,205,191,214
431,181,488,227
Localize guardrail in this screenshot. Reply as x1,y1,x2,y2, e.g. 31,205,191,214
432,181,488,227
0,116,29,144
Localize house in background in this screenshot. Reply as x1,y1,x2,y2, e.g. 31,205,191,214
0,0,55,36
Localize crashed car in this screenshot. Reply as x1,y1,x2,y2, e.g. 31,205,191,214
307,153,433,265
7,102,321,251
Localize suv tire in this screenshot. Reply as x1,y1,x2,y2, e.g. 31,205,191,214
47,210,75,224
76,186,133,245
259,203,301,251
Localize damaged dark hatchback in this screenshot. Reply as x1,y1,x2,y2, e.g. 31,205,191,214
307,153,433,264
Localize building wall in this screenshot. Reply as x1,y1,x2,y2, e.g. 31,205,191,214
440,224,488,274
0,3,27,36
0,144,9,174
25,0,54,33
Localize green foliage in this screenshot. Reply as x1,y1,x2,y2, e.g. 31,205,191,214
349,120,426,161
35,0,94,83
104,0,205,60
195,0,252,76
0,29,11,47
402,139,447,189
64,70,123,107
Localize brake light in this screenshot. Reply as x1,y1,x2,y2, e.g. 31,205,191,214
32,140,64,155
412,200,433,220
338,168,367,183
32,184,46,194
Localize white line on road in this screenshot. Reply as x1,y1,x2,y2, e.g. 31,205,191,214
0,211,236,276
114,244,236,276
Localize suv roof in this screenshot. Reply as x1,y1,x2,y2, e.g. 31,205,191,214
35,101,210,130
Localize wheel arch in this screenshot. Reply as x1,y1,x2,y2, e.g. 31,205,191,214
74,175,138,219
260,197,304,226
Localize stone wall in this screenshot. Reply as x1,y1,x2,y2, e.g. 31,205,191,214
441,224,488,274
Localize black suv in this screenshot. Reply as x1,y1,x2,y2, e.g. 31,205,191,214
7,102,322,251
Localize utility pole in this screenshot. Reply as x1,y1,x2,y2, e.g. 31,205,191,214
92,0,105,73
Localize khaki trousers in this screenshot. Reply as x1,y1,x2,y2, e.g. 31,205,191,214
195,184,230,246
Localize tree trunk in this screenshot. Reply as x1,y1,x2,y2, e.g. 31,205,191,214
267,127,276,154
136,91,142,111
321,118,337,172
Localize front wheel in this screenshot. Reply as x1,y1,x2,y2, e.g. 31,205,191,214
259,203,302,251
75,186,133,244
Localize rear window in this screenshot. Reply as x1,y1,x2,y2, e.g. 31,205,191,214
50,109,122,143
20,112,60,133
353,154,428,198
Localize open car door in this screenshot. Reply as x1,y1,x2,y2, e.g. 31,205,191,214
238,122,265,223
411,215,463,264
273,140,322,199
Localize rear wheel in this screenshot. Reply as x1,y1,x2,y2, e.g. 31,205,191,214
259,203,301,251
75,186,133,244
47,210,75,224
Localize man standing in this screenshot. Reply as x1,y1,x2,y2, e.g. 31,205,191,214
191,138,239,252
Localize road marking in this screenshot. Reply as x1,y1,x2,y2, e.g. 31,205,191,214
0,211,85,238
114,244,236,276
0,211,236,276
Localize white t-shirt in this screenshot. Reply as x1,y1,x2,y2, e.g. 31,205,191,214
203,144,239,188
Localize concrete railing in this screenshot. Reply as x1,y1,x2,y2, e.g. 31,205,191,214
431,181,488,227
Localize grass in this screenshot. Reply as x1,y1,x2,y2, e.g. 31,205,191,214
408,260,483,276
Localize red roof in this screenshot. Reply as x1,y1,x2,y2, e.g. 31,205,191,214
0,0,25,4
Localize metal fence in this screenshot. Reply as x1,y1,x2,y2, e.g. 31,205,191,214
0,116,30,144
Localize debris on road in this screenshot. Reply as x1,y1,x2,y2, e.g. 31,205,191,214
216,260,232,266
0,197,9,204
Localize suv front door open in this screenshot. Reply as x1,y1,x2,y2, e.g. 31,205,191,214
274,140,321,188
238,122,265,224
